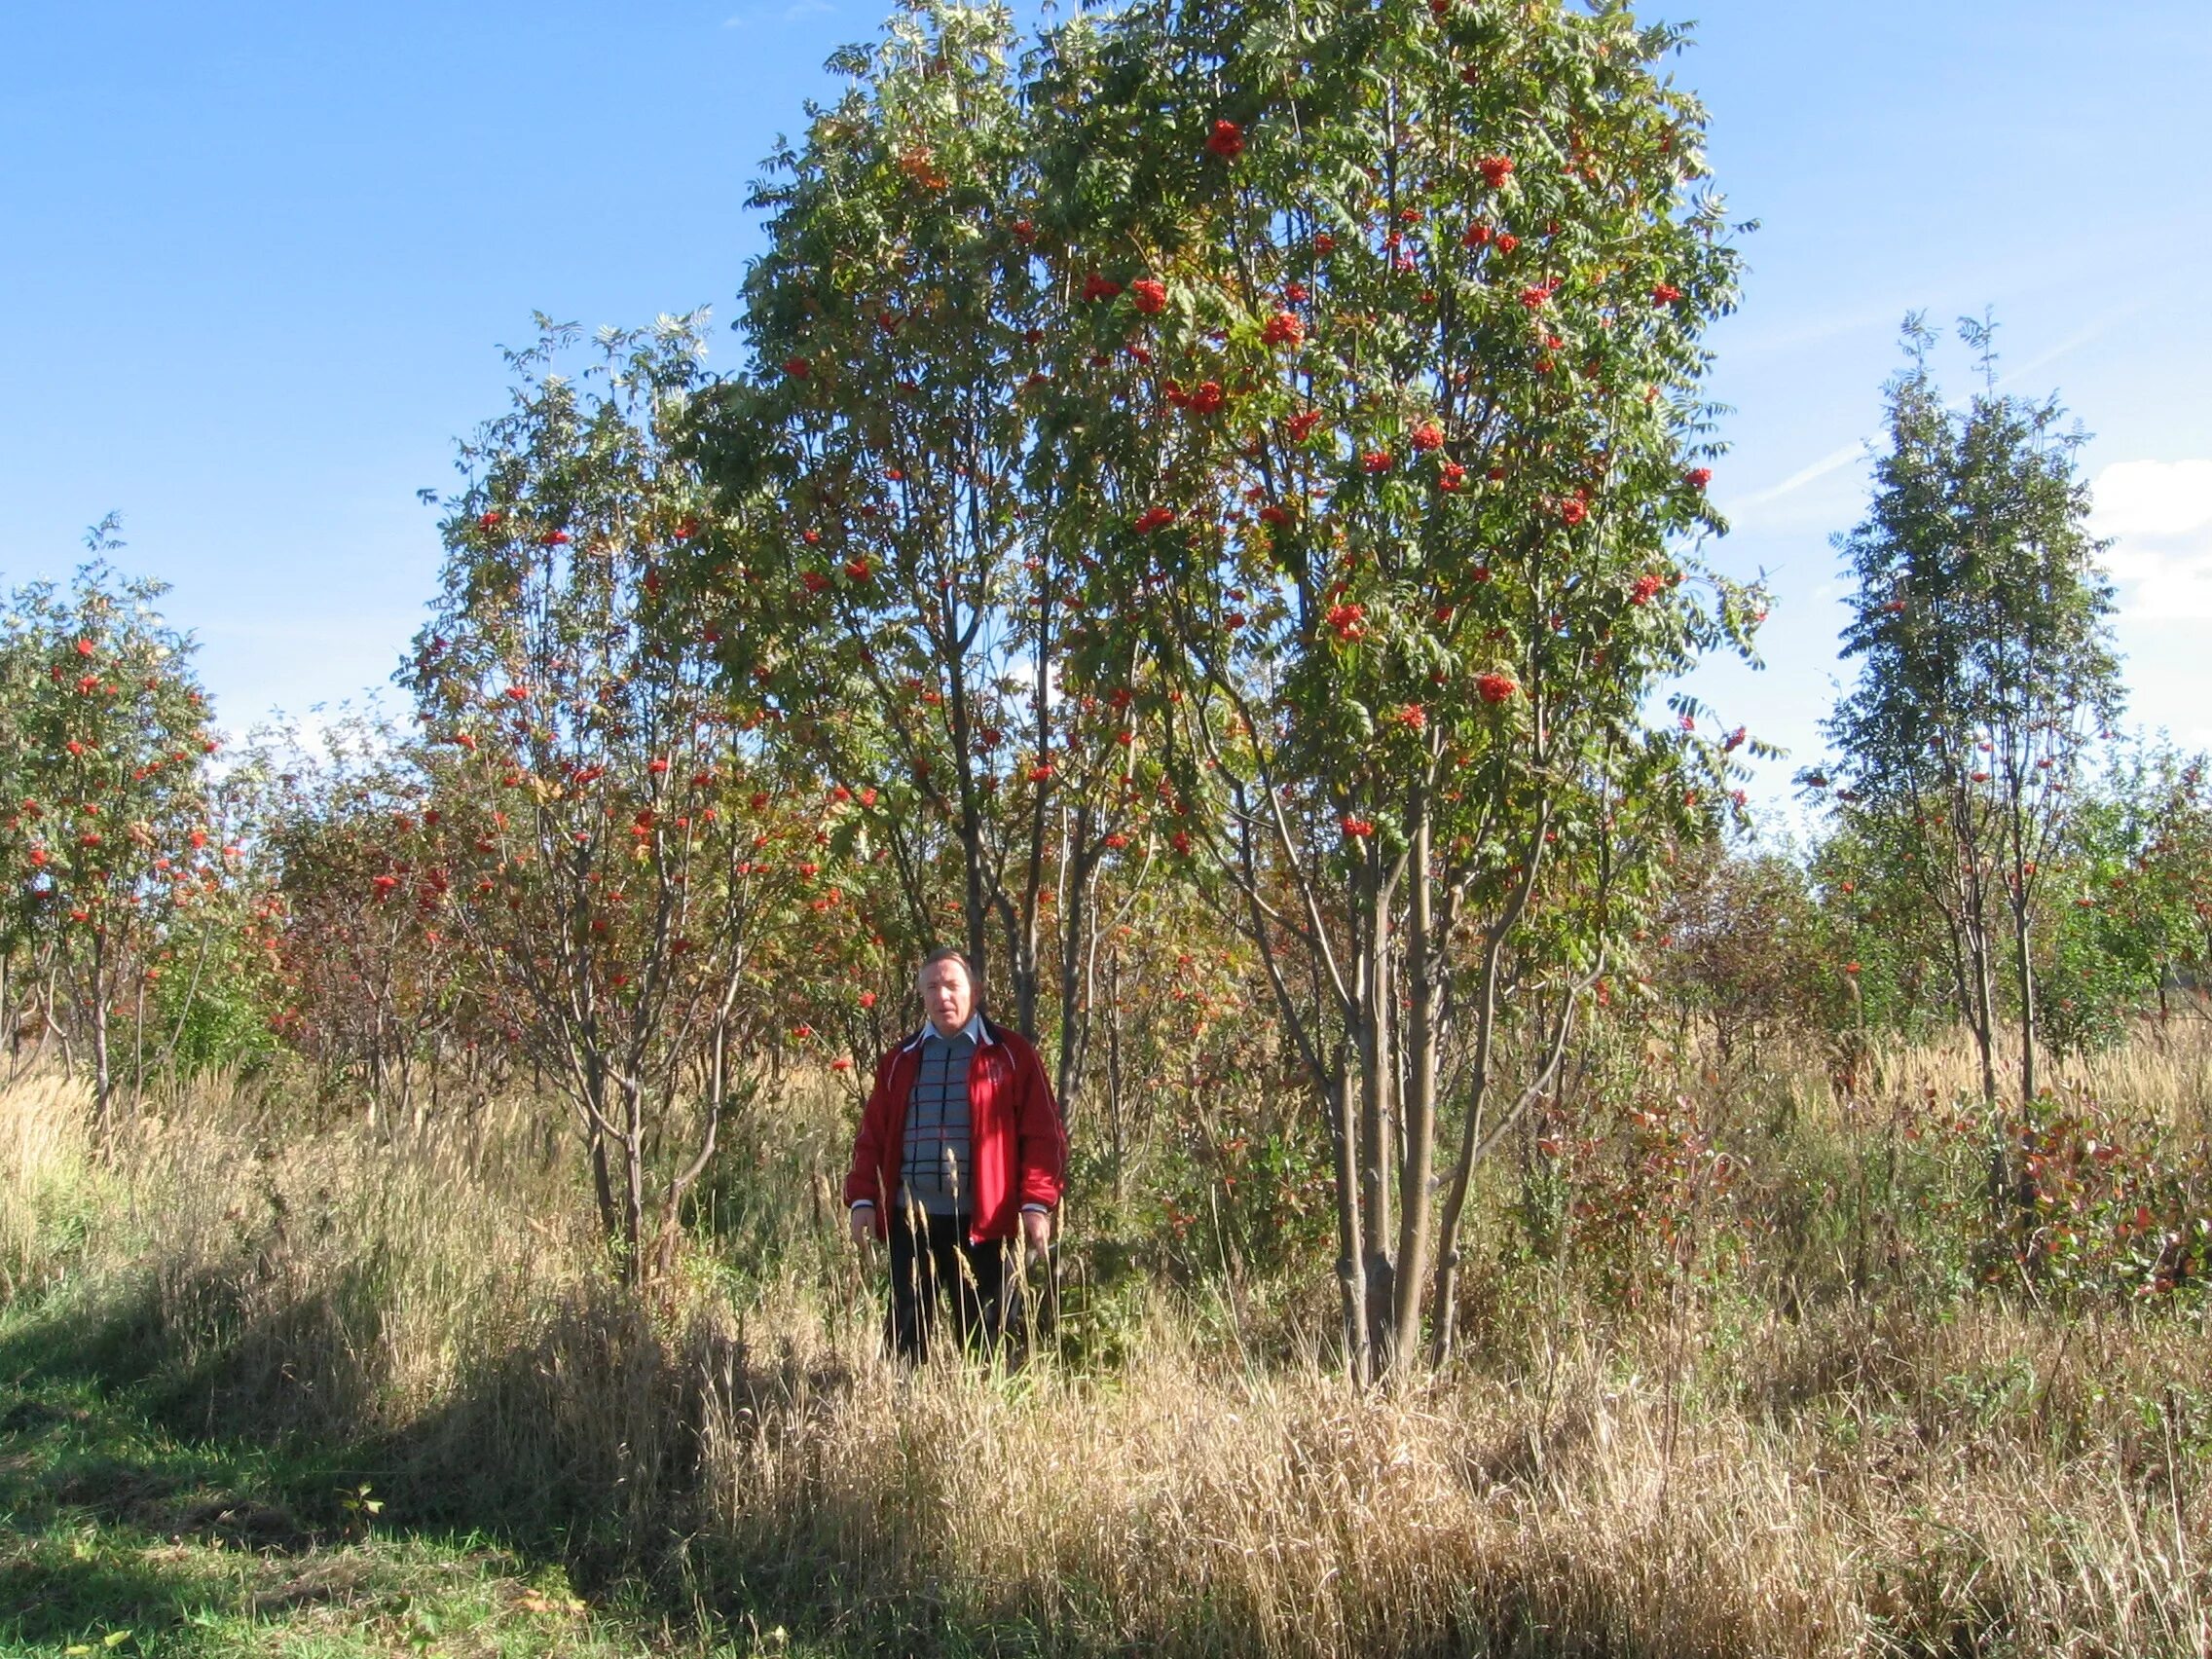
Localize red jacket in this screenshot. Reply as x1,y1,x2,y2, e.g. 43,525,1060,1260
843,1018,1066,1243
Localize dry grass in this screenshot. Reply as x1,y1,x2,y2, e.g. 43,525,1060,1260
0,1073,98,1299
3,1050,2208,1657
691,1288,2209,1657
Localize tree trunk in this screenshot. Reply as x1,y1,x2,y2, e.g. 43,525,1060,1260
623,1076,648,1287
582,1055,621,1244
1053,814,1098,1114
1390,810,1437,1369
1328,1058,1369,1384
89,928,113,1142
2010,893,2038,1105
1429,953,1503,1367
1357,869,1395,1367
1963,913,2009,1210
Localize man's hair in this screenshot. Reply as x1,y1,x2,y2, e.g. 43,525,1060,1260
918,945,976,983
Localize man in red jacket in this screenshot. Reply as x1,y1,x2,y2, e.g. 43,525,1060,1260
844,947,1065,1360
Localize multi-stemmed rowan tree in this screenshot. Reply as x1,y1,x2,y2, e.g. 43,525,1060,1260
1823,316,2121,1185
1028,0,1762,1373
408,316,827,1281
696,1,1078,1044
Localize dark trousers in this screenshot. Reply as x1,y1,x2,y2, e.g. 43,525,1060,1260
885,1206,1014,1362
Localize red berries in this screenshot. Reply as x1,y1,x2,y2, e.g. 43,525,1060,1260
1651,283,1682,306
1340,816,1374,839
1559,498,1588,526
1684,466,1712,491
1258,504,1291,528
1476,672,1518,704
1361,450,1393,474
783,356,810,378
1286,410,1323,444
1082,272,1123,303
1410,422,1444,452
1206,120,1244,160
1396,705,1425,730
1261,311,1306,348
1438,461,1466,492
844,557,873,582
1130,278,1167,314
1312,233,1336,255
1478,155,1514,188
1630,573,1663,607
1133,506,1177,535
1325,602,1367,642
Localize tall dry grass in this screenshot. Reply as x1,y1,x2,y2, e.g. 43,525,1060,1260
2,1044,2208,1656
0,1074,95,1299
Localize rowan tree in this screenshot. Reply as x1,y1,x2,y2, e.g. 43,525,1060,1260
407,315,818,1281
2042,744,2212,1052
1031,0,1763,1373
692,0,1113,1055
1822,315,2121,1181
0,542,221,1132
246,709,494,1127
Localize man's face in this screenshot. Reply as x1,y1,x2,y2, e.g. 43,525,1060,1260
918,956,975,1038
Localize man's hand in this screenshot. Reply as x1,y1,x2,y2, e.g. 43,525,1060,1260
1020,1207,1052,1258
848,1205,874,1248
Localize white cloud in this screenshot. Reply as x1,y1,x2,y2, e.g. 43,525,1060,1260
1729,438,1870,511
2090,459,2212,620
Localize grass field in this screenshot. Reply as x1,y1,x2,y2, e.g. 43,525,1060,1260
3,1035,2208,1656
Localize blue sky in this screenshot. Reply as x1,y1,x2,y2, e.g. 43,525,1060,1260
5,1,2208,805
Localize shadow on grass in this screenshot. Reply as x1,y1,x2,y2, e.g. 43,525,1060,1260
0,1282,894,1657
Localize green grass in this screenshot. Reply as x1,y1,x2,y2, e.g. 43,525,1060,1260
0,1308,822,1659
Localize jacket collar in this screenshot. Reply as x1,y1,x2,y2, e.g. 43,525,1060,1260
901,1011,994,1053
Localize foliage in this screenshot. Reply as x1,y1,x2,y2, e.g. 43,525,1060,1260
1818,315,2122,1118
405,314,826,1278
2040,744,2212,1054
0,541,222,1127
1020,0,1765,1373
1650,841,1828,1057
